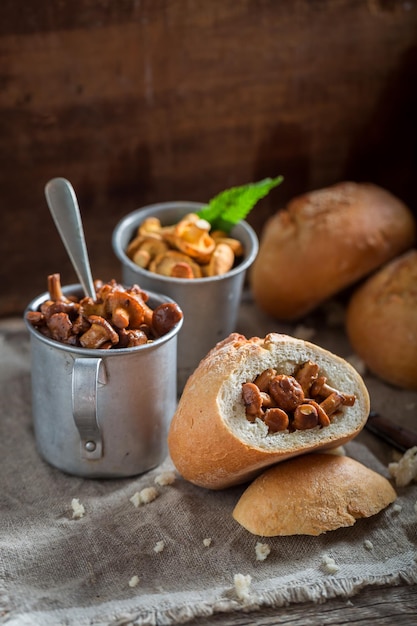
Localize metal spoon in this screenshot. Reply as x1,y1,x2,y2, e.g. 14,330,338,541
45,177,96,299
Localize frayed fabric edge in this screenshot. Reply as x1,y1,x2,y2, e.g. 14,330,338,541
132,569,417,626
4,568,416,626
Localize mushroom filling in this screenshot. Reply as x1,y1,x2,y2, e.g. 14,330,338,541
127,213,244,278
241,361,356,433
26,273,183,349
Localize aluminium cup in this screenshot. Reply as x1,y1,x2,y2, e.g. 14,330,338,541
112,202,259,391
24,285,183,478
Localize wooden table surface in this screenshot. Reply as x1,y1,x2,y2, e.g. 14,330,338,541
188,585,417,625
2,0,417,319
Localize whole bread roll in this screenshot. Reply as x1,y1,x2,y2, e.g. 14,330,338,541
251,182,416,320
168,333,370,489
346,249,417,390
232,454,397,536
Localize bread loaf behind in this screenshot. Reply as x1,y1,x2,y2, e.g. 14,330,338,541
346,249,417,390
251,182,416,320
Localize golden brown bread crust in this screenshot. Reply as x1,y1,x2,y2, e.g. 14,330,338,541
232,454,397,536
168,333,370,489
250,182,416,320
346,249,417,390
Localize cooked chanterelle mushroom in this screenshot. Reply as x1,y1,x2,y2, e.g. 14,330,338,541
127,234,169,269
80,315,119,349
203,242,235,277
149,250,202,279
174,215,215,264
26,274,183,349
126,213,244,278
104,289,154,329
242,360,356,434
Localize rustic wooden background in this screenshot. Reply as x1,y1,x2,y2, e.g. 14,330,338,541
1,0,416,316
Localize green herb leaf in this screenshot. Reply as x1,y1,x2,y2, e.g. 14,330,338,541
197,175,283,232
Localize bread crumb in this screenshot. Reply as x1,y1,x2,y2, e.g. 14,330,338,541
129,492,142,507
154,471,176,486
321,554,339,574
388,446,417,487
255,542,271,561
234,573,252,601
392,503,403,513
154,540,165,553
71,498,85,519
130,487,159,507
203,538,212,547
128,575,140,588
139,487,159,503
364,539,374,551
293,324,316,341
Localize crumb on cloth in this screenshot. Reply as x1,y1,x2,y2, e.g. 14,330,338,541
154,540,165,553
130,487,159,507
71,498,85,519
388,446,417,487
154,470,176,486
321,554,339,574
128,575,140,588
234,573,252,602
255,542,271,561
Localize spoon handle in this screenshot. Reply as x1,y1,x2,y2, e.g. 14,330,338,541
45,177,96,300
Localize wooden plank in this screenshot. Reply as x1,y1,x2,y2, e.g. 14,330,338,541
186,584,417,625
1,0,416,315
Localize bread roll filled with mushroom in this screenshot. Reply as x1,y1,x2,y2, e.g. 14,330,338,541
168,333,370,489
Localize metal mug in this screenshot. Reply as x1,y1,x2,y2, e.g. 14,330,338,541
24,285,183,478
112,202,259,391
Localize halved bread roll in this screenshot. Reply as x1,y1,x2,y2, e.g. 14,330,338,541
168,333,370,489
232,453,397,536
251,182,416,320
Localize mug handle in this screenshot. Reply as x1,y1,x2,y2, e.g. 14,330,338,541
72,357,107,459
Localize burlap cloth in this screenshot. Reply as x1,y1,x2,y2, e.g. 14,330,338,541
1,296,417,626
